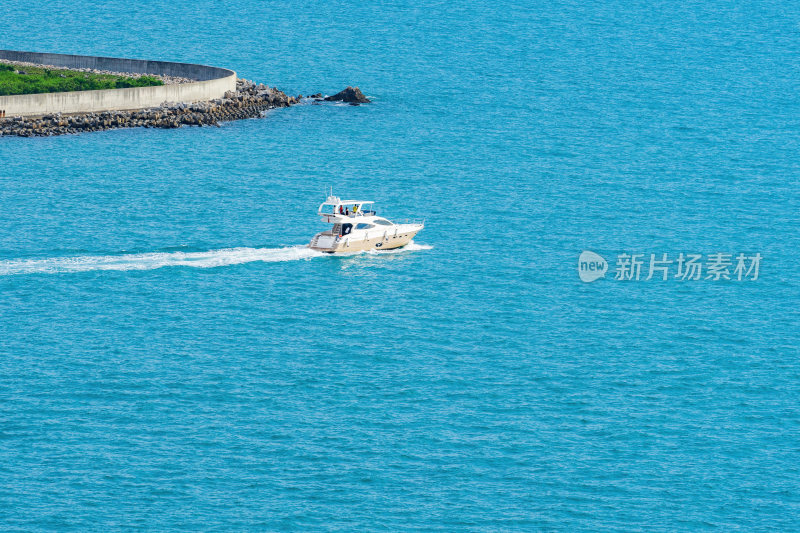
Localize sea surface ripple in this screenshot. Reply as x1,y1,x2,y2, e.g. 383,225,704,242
1,0,799,530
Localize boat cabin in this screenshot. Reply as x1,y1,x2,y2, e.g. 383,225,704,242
318,196,377,222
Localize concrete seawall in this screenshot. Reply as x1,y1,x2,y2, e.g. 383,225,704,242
0,50,237,117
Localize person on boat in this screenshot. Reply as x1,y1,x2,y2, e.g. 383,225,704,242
338,205,344,215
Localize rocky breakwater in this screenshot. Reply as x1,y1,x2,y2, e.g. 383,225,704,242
0,79,336,137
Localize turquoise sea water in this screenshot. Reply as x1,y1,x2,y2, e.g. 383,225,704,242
1,0,799,530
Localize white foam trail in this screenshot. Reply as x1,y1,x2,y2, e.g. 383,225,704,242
0,242,432,276
323,240,434,258
368,241,433,254
0,245,322,275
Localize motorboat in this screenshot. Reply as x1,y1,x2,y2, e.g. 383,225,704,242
309,195,424,253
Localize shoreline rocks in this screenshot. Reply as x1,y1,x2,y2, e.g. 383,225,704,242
0,81,370,137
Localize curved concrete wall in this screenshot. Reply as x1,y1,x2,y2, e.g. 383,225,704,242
0,50,237,117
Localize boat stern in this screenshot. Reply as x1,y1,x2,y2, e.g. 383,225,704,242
309,232,340,252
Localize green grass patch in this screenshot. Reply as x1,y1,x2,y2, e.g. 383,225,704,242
0,62,164,96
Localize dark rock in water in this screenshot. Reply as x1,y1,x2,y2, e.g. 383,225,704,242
310,93,322,99
324,86,370,103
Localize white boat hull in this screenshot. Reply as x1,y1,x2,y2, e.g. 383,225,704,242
310,224,423,253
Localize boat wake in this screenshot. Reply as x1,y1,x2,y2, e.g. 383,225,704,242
0,242,432,276
0,246,321,275
364,241,433,254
